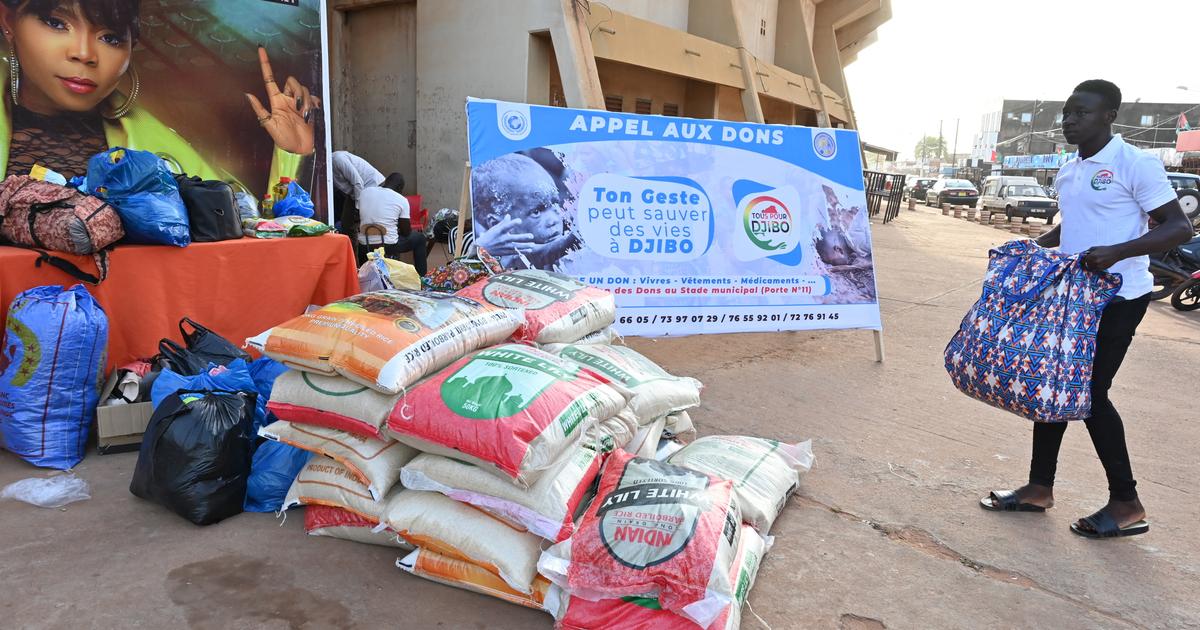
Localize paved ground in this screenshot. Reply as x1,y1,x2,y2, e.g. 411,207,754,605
2,205,1197,630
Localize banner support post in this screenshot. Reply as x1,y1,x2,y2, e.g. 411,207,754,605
454,162,471,257
873,329,885,362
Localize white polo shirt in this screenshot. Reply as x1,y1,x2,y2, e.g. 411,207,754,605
357,187,410,245
1054,134,1176,299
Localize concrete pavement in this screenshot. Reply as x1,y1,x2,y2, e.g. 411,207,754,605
1,204,1197,629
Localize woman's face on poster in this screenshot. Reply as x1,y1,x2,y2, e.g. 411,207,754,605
4,2,132,114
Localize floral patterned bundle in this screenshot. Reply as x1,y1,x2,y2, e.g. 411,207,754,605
422,247,504,292
945,240,1122,423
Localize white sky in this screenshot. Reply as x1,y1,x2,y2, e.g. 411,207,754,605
844,0,1198,159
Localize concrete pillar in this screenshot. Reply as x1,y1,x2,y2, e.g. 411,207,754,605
552,0,604,109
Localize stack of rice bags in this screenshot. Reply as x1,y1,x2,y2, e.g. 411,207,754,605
381,270,641,609
246,290,523,546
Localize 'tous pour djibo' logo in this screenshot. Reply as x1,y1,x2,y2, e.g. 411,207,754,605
1091,169,1113,191
733,184,806,262
742,195,794,251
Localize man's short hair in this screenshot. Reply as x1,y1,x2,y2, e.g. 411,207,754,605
382,173,405,193
1073,79,1122,111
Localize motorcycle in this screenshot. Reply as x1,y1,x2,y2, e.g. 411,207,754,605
1171,269,1200,311
1149,234,1200,300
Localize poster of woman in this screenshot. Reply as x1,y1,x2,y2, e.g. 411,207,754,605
0,0,328,213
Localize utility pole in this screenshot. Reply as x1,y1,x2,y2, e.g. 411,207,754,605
938,120,944,162
952,118,960,172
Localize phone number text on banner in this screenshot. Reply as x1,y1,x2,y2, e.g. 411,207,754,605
465,98,882,336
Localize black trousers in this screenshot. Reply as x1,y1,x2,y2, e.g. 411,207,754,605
1028,294,1150,502
382,232,428,277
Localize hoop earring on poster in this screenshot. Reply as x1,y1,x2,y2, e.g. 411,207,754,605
104,65,140,119
7,43,18,106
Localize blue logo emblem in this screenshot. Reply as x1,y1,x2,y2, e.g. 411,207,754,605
502,110,528,136
813,131,837,160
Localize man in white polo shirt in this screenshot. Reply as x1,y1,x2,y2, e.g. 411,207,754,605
358,173,427,276
980,80,1193,538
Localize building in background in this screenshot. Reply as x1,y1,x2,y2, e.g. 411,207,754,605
969,110,1000,165
995,99,1199,159
327,0,892,210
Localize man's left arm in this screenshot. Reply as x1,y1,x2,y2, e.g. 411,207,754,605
1081,160,1194,271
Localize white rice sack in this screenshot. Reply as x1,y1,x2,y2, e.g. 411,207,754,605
282,455,401,521
552,344,702,423
401,443,605,543
663,411,696,441
668,436,813,533
261,420,417,501
266,370,401,439
381,490,544,594
304,504,412,550
624,415,667,459
456,269,615,344
246,290,522,394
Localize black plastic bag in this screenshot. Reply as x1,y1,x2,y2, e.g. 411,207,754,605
129,389,255,525
180,317,250,366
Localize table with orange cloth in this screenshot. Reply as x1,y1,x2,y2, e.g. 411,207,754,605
0,234,360,372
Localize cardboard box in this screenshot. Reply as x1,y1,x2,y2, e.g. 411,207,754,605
95,370,154,454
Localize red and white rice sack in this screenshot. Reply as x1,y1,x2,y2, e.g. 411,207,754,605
261,420,417,501
266,369,400,439
538,450,742,628
551,344,702,424
386,344,630,487
247,290,521,394
456,270,615,344
668,436,813,533
381,490,544,594
304,504,411,549
547,524,771,630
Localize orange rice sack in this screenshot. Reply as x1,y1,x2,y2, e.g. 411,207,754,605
247,290,521,395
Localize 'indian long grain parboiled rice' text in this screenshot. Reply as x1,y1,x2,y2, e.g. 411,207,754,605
246,290,521,394
538,450,741,628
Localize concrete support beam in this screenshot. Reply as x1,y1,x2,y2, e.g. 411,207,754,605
774,0,830,127
814,0,880,129
552,0,605,109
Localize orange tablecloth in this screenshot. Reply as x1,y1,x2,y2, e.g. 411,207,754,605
0,235,360,371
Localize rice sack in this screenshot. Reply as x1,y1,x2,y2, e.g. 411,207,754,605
266,370,400,439
397,548,553,612
668,436,813,533
552,344,702,424
456,270,615,344
304,504,412,549
386,344,629,487
281,455,401,521
260,420,416,501
246,290,520,394
538,450,741,628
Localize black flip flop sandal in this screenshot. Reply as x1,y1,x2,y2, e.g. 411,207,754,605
979,490,1047,512
1070,510,1149,539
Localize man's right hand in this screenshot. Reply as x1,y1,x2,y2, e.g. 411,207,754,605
1035,224,1061,248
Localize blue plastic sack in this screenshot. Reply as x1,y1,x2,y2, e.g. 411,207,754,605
87,147,190,246
244,440,311,512
272,181,315,219
151,359,272,432
0,285,108,469
248,357,288,425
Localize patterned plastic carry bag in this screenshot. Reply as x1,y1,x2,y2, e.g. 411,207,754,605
945,240,1121,422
